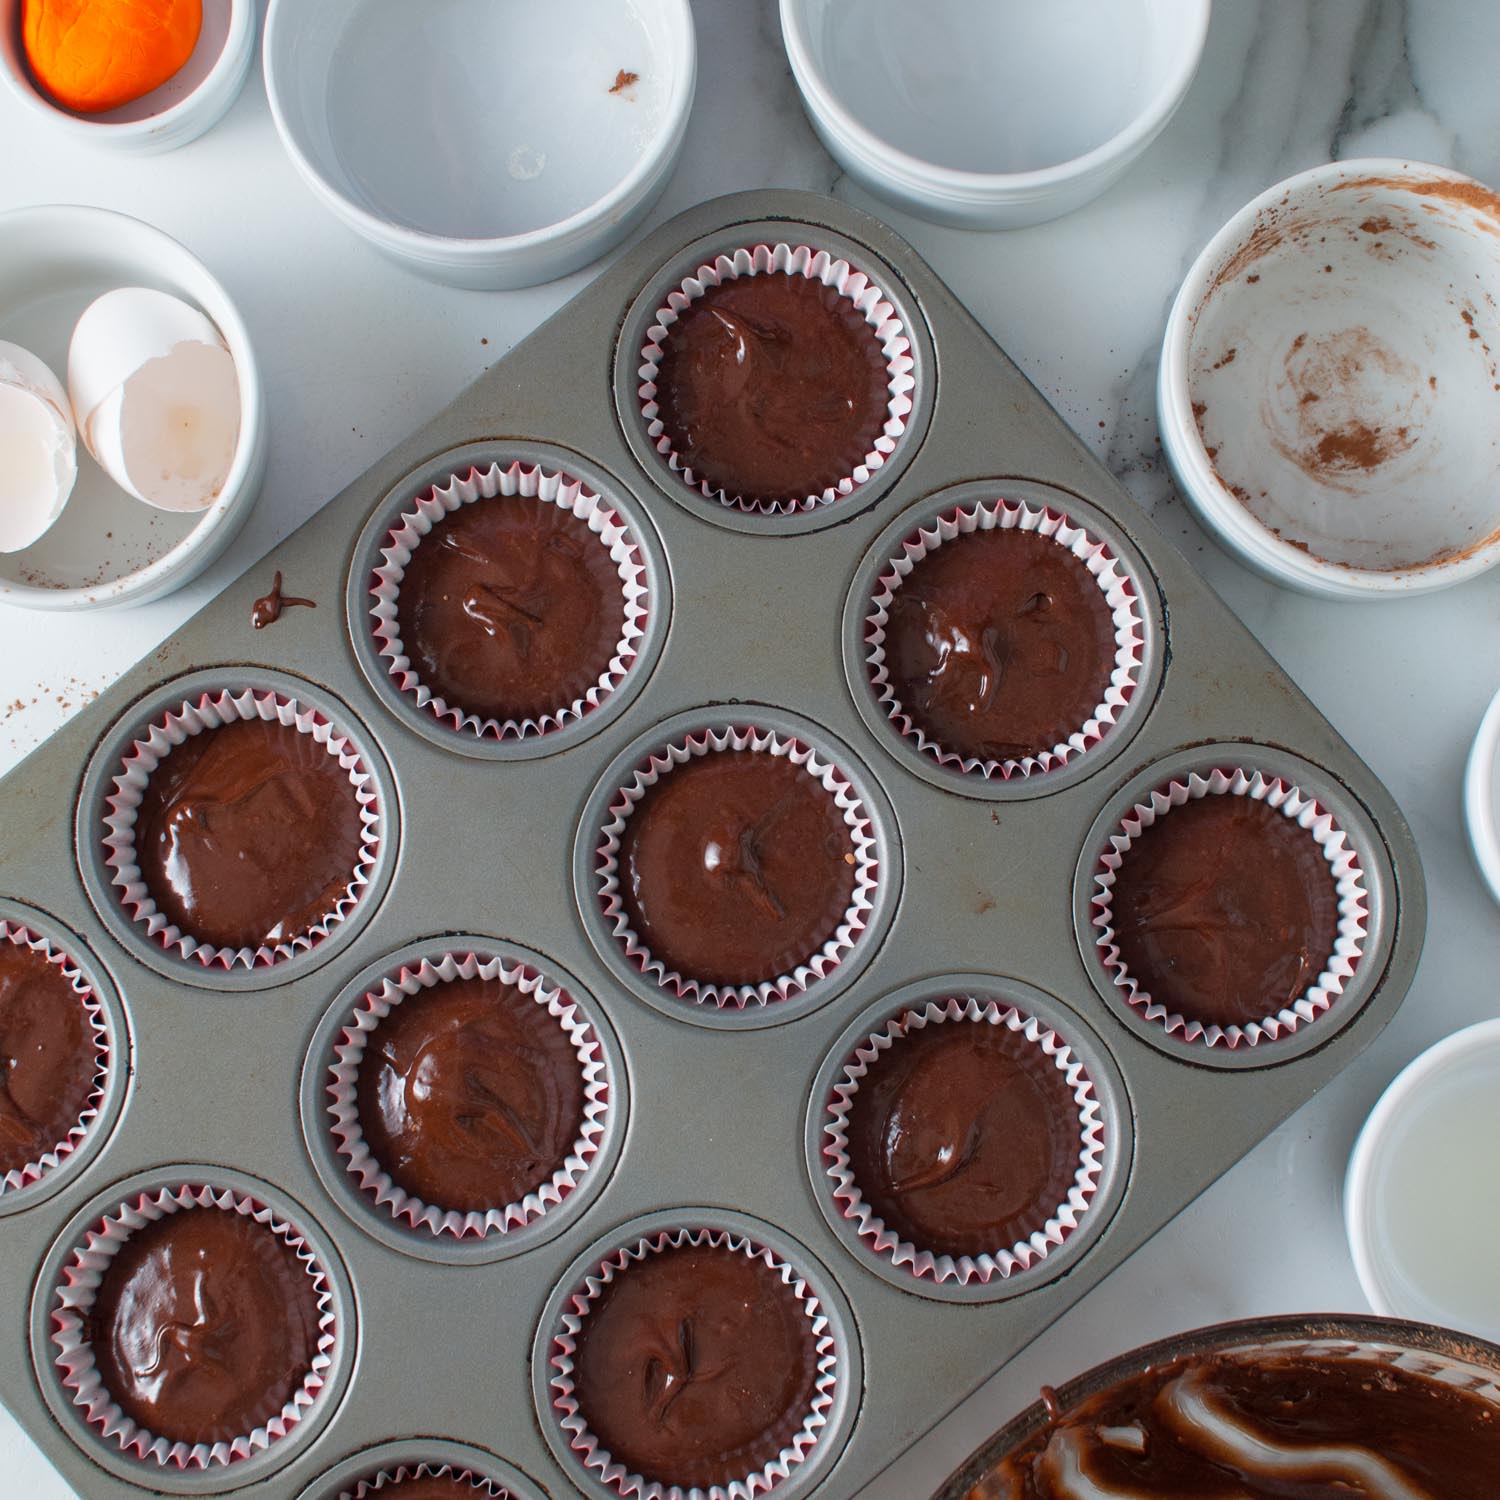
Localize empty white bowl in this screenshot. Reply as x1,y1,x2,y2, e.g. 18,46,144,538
0,206,265,611
779,0,1209,229
263,0,696,290
1346,1019,1500,1343
1160,159,1500,599
0,0,255,154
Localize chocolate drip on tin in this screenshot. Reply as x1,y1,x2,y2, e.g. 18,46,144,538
251,572,315,629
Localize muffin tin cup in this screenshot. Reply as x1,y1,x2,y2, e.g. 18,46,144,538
864,494,1146,781
367,457,652,743
77,669,399,993
34,1168,356,1493
1076,745,1392,1069
303,937,627,1265
844,479,1166,802
806,978,1132,1305
636,239,916,516
534,1209,861,1500
615,218,935,536
578,707,897,1025
348,441,673,762
296,1440,546,1500
0,914,112,1206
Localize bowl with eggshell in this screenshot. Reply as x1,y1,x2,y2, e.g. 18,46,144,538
934,1314,1500,1499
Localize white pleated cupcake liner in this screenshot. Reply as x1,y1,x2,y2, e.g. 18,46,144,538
638,242,916,514
344,1462,508,1498
595,725,880,1008
101,688,383,971
49,1183,337,1471
548,1226,841,1500
1091,768,1370,1049
326,951,610,1240
821,997,1105,1286
0,921,109,1198
864,499,1144,780
369,460,651,741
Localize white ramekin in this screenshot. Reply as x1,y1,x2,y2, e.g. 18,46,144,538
779,0,1209,229
1345,1019,1500,1342
0,0,255,155
1465,684,1500,908
0,206,265,612
263,0,696,290
1159,158,1500,599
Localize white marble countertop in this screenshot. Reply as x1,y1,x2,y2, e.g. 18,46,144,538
4,2,1500,1496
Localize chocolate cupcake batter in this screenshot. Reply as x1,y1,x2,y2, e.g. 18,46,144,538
353,1476,489,1499
569,1243,821,1490
133,718,364,953
1110,793,1340,1030
85,1207,322,1446
882,528,1117,765
976,1348,1500,1499
394,494,625,724
355,975,586,1214
844,1020,1083,1259
0,941,99,1175
653,271,891,503
617,750,857,987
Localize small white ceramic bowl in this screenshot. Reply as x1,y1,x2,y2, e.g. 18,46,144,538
263,0,696,290
779,0,1209,229
1160,159,1500,599
1465,684,1500,908
1346,1019,1500,1343
0,0,255,155
0,205,265,612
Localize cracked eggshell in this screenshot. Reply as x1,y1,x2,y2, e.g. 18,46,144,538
0,340,78,553
68,287,240,513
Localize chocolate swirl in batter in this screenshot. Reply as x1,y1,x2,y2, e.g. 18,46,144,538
85,1207,322,1446
1110,794,1340,1029
354,975,586,1214
882,528,1117,765
133,718,364,952
653,271,891,503
395,494,625,724
844,1020,1083,1259
0,942,99,1174
617,750,857,987
570,1243,821,1489
976,1348,1500,1499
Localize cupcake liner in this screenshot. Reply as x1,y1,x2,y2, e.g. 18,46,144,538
595,725,880,1008
821,996,1106,1286
548,1226,842,1500
638,242,916,515
326,951,610,1240
1091,768,1370,1049
344,1462,508,1498
0,921,109,1197
48,1183,338,1471
864,499,1145,780
369,460,651,740
101,688,383,971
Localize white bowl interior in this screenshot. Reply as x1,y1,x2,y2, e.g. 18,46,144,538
1187,171,1500,572
0,211,254,598
0,0,232,123
796,0,1188,175
271,0,686,241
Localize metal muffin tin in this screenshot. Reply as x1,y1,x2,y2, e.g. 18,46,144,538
0,190,1425,1499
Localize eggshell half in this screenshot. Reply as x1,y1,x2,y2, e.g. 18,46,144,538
0,340,78,553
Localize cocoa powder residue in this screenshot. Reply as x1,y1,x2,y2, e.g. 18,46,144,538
1311,420,1410,473
1338,174,1500,238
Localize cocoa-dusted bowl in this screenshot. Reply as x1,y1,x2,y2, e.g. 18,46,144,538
932,1313,1500,1500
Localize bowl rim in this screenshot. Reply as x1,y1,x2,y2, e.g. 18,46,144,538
1344,1017,1500,1329
778,0,1210,199
261,0,697,257
0,0,254,143
1464,685,1500,908
1158,155,1500,598
0,203,263,611
932,1311,1500,1500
